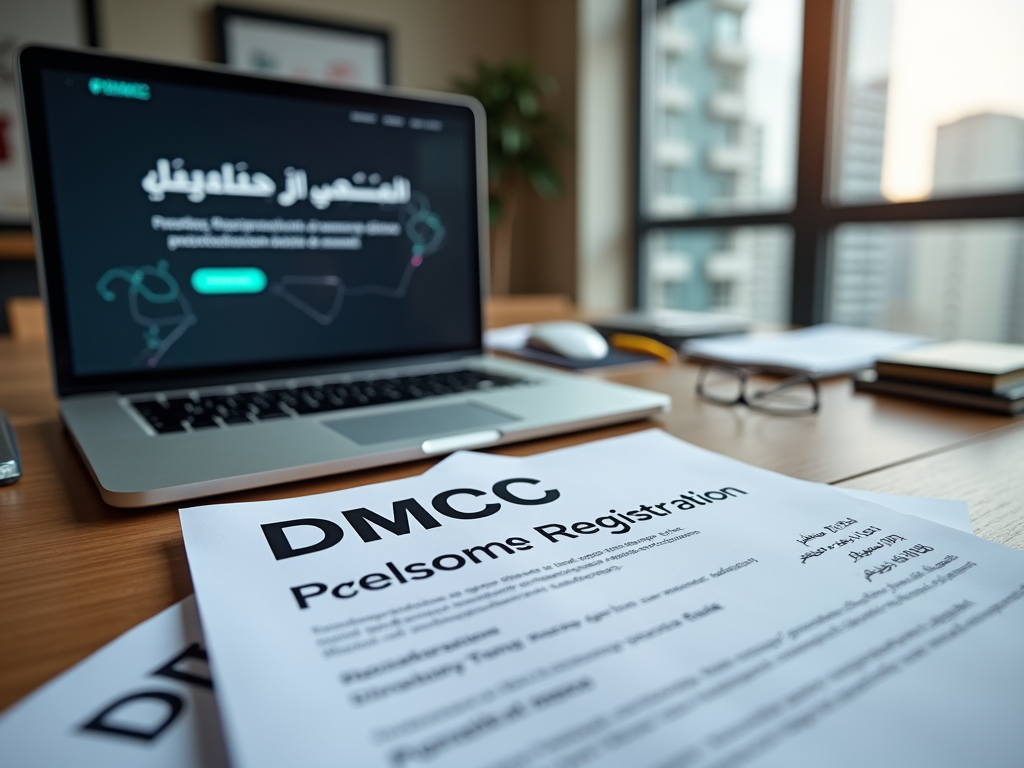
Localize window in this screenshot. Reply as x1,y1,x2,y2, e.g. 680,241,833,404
638,0,802,322
661,111,687,142
833,0,1024,204
644,226,792,321
636,0,1024,339
713,10,741,43
663,53,687,85
830,220,1024,342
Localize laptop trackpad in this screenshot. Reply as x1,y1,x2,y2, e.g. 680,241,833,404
324,402,518,446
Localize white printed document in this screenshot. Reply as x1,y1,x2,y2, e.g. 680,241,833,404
0,596,226,767
0,483,967,768
179,431,1024,768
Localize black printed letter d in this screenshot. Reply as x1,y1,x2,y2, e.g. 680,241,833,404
80,691,183,742
261,518,344,560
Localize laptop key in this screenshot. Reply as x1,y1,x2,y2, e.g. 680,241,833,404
255,409,291,420
132,400,187,433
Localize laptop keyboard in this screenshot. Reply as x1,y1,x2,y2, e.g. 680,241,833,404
131,369,526,434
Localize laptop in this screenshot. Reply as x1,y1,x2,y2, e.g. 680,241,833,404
18,46,669,508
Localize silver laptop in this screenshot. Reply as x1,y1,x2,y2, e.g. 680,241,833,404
19,46,668,507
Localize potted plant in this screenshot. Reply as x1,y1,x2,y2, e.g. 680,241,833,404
453,57,564,295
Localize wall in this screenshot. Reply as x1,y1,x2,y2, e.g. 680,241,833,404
577,0,633,311
99,0,531,90
512,0,579,297
96,0,581,298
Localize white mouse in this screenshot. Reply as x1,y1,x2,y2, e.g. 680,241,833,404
526,321,609,361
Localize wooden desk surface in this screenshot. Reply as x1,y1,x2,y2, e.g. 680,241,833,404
1,331,1023,712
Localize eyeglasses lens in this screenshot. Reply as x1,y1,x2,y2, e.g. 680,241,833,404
699,367,745,404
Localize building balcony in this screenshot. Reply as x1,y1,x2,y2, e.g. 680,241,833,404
710,41,749,68
713,0,751,12
707,91,744,120
658,85,694,111
649,195,695,218
654,141,695,167
707,144,749,173
656,28,693,56
649,252,694,283
704,252,749,281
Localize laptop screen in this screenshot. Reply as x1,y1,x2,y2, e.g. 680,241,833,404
27,52,482,391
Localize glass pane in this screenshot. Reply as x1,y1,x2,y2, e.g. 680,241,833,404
828,219,1024,342
833,0,1024,203
642,225,792,323
641,0,803,218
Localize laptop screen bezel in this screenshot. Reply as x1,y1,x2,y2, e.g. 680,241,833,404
18,45,487,397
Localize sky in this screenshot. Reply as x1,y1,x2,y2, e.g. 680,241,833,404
880,0,1024,200
743,0,803,204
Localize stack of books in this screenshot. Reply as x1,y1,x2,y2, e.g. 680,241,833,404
854,340,1024,415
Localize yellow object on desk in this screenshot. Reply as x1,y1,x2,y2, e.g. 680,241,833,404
609,333,676,363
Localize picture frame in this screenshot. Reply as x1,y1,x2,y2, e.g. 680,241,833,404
0,0,97,228
213,5,391,89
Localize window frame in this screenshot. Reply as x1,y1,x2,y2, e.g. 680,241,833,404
633,0,1024,325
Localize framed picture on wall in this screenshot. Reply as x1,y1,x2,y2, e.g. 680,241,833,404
213,5,391,89
1,0,97,226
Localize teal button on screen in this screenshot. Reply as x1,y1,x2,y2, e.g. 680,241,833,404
191,268,267,294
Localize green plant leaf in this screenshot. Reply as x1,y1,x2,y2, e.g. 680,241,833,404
516,88,538,117
527,160,562,198
452,56,567,200
501,122,525,154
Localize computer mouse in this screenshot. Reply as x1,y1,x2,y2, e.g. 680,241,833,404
526,321,610,361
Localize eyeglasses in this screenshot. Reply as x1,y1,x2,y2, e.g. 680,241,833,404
696,364,820,416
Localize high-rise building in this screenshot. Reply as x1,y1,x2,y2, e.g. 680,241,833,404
643,0,789,323
906,114,1024,342
647,0,756,217
933,113,1024,196
835,79,888,202
828,78,902,329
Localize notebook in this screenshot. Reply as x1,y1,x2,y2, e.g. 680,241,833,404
875,340,1024,393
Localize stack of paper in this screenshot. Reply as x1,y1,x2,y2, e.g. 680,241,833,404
4,431,1023,768
683,324,930,377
